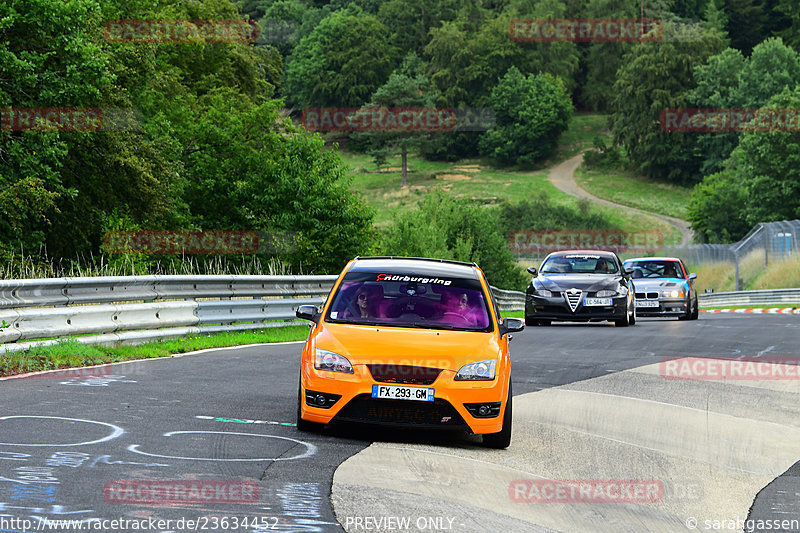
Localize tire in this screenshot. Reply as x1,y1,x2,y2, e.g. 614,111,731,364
690,297,699,320
296,382,323,433
629,306,636,326
614,306,630,327
679,299,693,321
483,383,512,449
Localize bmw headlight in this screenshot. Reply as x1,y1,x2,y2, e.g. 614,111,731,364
595,289,617,297
534,289,553,297
315,349,354,374
664,289,685,298
454,360,496,381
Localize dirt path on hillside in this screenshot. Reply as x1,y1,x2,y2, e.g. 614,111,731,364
548,153,694,245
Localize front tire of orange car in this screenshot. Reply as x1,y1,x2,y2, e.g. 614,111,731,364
482,382,512,449
296,381,323,433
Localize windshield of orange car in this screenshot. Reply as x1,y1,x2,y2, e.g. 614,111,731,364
324,272,493,331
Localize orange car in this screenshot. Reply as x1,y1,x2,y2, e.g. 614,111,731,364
295,256,524,448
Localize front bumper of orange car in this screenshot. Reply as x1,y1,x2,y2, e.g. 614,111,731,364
299,359,510,434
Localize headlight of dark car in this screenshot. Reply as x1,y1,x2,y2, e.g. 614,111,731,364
533,288,553,297
595,289,618,297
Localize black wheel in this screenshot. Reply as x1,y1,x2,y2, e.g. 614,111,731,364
614,307,630,327
483,383,512,449
296,382,323,433
690,297,699,320
629,306,636,326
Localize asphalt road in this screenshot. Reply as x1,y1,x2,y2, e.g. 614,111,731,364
1,314,798,533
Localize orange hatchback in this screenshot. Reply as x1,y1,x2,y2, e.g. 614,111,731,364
295,256,523,448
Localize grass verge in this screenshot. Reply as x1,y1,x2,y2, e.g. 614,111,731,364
0,326,309,378
574,166,692,220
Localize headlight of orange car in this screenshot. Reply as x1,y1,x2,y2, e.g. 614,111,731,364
454,359,496,381
315,348,354,374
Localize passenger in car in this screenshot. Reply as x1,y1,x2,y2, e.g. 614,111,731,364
351,286,382,318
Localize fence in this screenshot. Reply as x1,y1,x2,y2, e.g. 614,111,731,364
664,219,800,290
0,275,524,353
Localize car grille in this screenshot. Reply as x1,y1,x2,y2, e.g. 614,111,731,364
367,365,442,385
334,395,468,429
636,292,659,299
565,289,581,312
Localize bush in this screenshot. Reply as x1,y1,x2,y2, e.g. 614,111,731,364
381,191,527,290
497,192,615,236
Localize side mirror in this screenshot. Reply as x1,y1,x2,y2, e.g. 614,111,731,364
296,305,320,324
500,317,525,336
624,266,634,275
527,266,537,276
687,273,697,280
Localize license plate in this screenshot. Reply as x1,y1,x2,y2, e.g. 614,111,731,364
372,384,434,402
636,300,659,308
584,298,612,306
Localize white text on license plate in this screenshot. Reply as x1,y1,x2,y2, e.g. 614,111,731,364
584,298,612,306
636,300,659,308
372,385,434,402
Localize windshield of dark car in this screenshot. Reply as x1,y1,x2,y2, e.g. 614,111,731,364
325,272,492,331
540,255,619,274
625,260,684,279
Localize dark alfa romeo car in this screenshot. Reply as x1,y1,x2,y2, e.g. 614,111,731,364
525,250,636,327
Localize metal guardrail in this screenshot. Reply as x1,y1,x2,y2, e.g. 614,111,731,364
0,275,337,353
0,275,527,353
698,288,800,308
2,274,796,353
491,286,526,311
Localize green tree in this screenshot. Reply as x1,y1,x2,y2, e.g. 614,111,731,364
179,90,375,272
686,169,750,242
480,67,573,167
610,22,724,182
283,7,397,108
688,38,800,175
737,88,800,225
377,0,461,56
703,0,729,43
724,0,768,54
352,54,440,186
772,0,800,50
